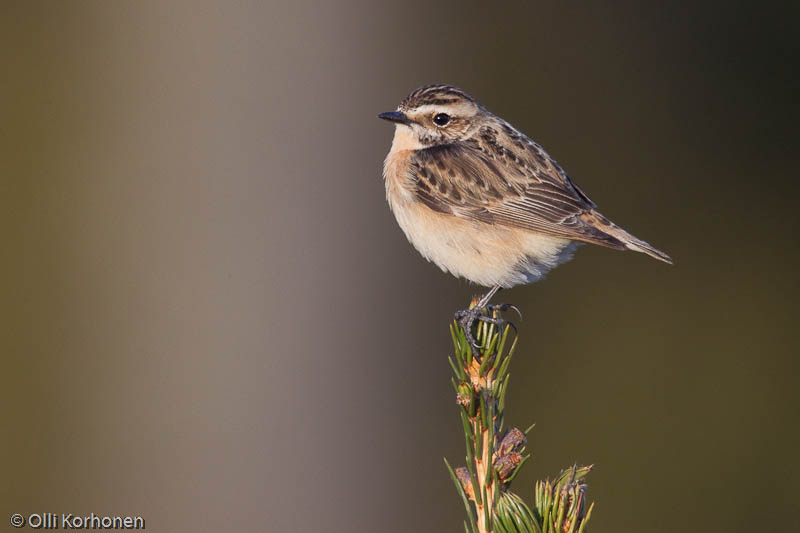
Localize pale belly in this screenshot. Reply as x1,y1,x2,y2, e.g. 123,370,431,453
386,183,577,288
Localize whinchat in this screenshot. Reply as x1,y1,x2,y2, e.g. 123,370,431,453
378,84,671,341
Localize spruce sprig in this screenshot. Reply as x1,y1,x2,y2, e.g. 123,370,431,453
446,305,595,533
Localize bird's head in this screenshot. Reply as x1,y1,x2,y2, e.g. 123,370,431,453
378,84,486,147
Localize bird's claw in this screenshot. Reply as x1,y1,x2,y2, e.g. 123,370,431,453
487,303,522,321
454,303,519,355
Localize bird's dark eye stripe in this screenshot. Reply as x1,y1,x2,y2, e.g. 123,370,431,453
433,113,451,126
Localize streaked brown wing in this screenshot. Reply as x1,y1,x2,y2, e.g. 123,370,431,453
408,124,625,249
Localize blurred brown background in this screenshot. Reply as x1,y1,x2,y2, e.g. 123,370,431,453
1,1,798,531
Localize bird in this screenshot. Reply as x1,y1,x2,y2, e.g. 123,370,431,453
378,84,671,347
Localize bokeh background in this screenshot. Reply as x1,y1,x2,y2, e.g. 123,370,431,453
2,1,798,531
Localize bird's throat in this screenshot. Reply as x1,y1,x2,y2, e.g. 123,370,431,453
389,125,425,153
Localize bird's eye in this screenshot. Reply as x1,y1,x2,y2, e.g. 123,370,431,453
433,113,451,126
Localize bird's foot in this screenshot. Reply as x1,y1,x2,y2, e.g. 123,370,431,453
454,303,519,355
487,303,522,322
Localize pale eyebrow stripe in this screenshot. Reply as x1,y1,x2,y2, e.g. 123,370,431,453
413,103,474,116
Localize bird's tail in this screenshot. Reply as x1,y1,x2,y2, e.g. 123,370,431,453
621,234,673,264
581,211,673,264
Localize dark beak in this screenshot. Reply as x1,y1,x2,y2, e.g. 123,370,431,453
378,110,412,126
